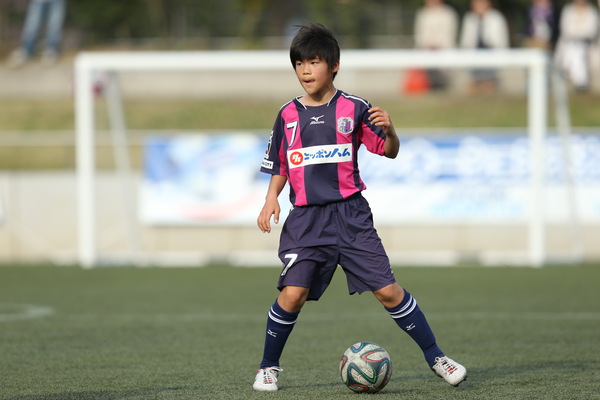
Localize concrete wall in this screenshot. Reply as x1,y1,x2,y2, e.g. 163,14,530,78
1,172,598,266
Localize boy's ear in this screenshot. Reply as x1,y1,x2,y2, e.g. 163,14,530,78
331,61,340,74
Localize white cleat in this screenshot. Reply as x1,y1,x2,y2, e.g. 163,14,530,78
253,366,283,391
431,356,467,387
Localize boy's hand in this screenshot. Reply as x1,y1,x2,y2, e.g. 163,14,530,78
257,197,280,233
369,107,399,159
258,174,287,233
368,107,395,137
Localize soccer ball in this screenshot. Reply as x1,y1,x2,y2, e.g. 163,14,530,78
339,342,392,393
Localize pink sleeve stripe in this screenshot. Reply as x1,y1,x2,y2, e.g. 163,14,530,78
360,122,386,156
336,96,362,198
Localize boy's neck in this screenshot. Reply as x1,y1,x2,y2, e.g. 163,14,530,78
299,87,338,107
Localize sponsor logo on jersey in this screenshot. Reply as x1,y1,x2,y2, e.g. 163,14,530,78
261,159,274,169
287,143,352,169
337,117,354,134
310,115,325,125
289,151,304,166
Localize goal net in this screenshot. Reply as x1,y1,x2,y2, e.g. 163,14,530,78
74,48,582,268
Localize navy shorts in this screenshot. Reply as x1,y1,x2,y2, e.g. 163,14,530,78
277,193,396,301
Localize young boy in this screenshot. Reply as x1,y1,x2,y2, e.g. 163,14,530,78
253,22,467,392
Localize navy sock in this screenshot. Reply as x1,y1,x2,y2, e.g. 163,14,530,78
259,300,299,369
385,289,444,366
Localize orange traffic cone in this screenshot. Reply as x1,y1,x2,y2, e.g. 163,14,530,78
402,68,430,95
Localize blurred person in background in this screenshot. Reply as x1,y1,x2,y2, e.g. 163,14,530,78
554,0,599,91
413,0,459,90
459,0,509,94
524,0,560,51
6,0,66,68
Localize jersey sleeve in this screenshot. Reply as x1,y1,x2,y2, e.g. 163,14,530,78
357,102,387,156
260,110,288,176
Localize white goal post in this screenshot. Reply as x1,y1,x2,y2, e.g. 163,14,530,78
74,48,561,268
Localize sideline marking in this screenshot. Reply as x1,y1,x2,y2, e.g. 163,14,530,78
0,303,55,322
64,311,600,324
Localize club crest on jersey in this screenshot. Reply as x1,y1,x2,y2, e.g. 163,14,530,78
337,117,354,134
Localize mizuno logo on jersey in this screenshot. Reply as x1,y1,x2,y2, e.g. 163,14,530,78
310,115,325,125
287,143,352,169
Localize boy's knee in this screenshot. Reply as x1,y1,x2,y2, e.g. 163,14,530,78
278,286,309,312
373,283,405,308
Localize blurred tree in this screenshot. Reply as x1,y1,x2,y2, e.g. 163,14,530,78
0,0,579,53
238,0,268,44
145,0,169,40
68,0,151,45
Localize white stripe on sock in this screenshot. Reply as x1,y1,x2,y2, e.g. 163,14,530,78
268,308,297,325
389,296,417,319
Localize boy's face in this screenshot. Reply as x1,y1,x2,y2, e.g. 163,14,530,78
294,57,339,97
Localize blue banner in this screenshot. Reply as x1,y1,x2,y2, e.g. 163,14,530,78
140,131,600,225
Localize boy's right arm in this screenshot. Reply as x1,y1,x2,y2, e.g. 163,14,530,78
257,174,288,233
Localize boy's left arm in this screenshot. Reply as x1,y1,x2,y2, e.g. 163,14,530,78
368,107,399,159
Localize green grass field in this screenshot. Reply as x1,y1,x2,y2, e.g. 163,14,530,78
2,93,599,133
1,264,598,400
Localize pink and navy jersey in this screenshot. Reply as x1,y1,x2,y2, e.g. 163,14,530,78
260,90,388,206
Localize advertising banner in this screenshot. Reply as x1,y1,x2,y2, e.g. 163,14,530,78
140,132,600,225
140,133,279,225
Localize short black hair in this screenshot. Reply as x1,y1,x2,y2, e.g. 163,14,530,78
289,22,340,79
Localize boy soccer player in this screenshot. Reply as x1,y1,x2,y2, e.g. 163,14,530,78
253,22,467,391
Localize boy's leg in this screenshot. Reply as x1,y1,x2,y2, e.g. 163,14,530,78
375,284,467,386
259,287,307,368
376,284,443,365
254,286,309,391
